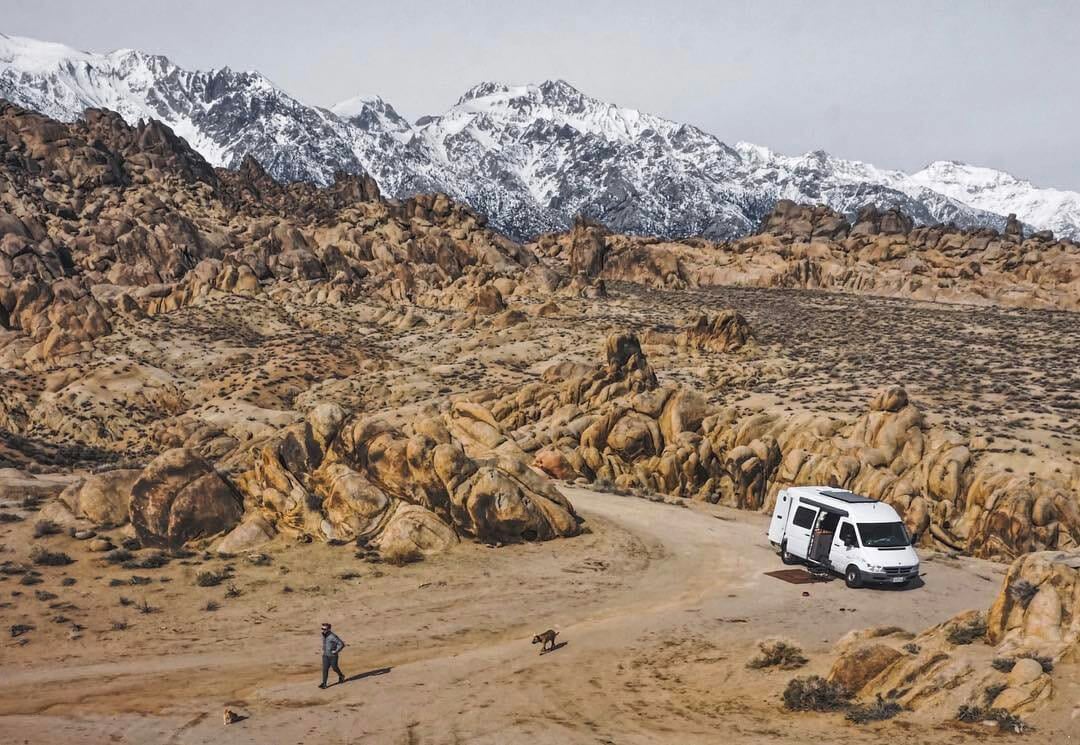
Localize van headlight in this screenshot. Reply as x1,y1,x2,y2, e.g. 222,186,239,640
866,564,884,573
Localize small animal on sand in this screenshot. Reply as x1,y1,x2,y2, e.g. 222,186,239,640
532,629,559,654
223,708,241,725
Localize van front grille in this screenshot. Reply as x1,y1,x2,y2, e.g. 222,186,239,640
884,566,916,575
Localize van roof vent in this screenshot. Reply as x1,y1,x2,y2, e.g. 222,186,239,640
820,489,877,504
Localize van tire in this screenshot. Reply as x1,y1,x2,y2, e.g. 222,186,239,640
845,565,863,589
780,542,798,565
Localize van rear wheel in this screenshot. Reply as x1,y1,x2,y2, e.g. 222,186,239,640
780,543,798,565
845,565,863,589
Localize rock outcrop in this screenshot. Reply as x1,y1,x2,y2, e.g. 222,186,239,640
823,550,1080,722
0,101,535,363
532,200,1080,311
484,335,1078,560
232,404,579,548
129,448,244,548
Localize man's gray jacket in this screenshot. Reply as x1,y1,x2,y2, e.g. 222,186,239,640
322,631,345,656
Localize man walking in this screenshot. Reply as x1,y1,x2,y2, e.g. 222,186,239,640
319,622,346,689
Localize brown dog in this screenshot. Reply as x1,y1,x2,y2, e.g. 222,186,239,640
223,708,241,725
532,629,558,654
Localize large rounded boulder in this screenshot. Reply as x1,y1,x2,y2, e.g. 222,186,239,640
129,448,244,548
59,468,141,526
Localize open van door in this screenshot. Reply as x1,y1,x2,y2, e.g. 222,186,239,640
783,503,818,560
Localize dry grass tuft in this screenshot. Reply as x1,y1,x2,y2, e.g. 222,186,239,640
747,638,808,670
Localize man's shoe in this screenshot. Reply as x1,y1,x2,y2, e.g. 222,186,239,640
338,675,346,684
318,684,327,689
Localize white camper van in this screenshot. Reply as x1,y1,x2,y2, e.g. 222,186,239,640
768,486,920,588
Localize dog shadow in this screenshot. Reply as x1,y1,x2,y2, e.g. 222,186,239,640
540,641,568,655
342,667,393,684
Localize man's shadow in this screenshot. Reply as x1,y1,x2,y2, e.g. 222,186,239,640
341,667,393,685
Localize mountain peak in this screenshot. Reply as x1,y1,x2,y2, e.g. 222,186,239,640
3,31,1078,242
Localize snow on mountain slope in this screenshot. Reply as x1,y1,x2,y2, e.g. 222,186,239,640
2,31,1076,241
911,161,1080,239
413,81,1006,238
0,31,370,183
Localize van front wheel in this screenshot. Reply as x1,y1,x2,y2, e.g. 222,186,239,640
780,543,798,565
845,565,863,589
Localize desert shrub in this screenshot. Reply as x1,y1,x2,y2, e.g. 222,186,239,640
748,638,808,670
782,676,852,712
20,495,42,510
846,694,903,724
169,548,197,559
110,619,129,631
61,577,76,586
246,552,271,566
902,642,921,655
120,537,141,551
105,549,134,564
338,571,363,581
34,589,57,601
956,705,1027,733
127,575,152,585
202,600,220,612
30,546,73,566
224,584,242,598
983,683,1007,705
0,512,23,523
1018,653,1054,673
991,657,1016,672
1008,580,1039,608
381,543,423,567
118,595,135,607
592,478,616,494
195,570,229,587
32,520,62,538
136,598,157,614
10,623,34,637
122,552,169,570
946,614,987,645
19,573,43,586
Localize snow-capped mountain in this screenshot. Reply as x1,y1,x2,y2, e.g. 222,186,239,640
2,32,1077,241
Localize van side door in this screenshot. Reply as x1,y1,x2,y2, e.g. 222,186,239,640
785,504,818,559
831,520,859,572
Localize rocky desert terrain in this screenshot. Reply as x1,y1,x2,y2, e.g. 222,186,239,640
1,100,1079,743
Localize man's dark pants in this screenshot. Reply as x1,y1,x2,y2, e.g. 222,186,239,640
322,654,344,686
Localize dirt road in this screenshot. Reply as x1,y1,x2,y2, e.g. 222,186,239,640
1,487,1027,744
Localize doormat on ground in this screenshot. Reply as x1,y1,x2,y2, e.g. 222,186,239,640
764,569,833,584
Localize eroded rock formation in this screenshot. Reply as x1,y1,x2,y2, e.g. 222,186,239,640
533,199,1080,310
231,404,579,547
480,335,1078,560
824,550,1080,721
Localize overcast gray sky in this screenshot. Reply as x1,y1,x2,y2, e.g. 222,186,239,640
5,0,1079,189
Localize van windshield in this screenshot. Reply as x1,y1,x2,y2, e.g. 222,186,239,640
857,522,910,548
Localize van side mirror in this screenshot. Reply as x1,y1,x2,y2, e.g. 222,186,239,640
911,531,922,546
844,537,856,548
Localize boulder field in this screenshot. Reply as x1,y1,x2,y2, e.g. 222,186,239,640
0,100,1077,565
823,549,1080,722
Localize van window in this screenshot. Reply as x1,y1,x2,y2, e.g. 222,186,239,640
792,506,817,530
838,522,857,546
858,522,910,548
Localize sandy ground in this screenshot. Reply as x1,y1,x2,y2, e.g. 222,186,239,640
2,486,1075,745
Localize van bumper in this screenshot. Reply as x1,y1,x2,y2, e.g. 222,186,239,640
864,567,920,584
